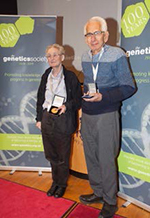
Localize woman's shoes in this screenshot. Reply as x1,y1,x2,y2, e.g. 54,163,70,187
54,187,66,198
47,183,58,196
47,183,66,198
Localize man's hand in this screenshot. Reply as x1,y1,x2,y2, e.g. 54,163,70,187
83,92,102,102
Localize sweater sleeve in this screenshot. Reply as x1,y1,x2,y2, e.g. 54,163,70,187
100,85,136,105
99,55,137,104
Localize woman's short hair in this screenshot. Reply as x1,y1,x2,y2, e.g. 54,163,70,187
84,16,108,35
45,44,65,55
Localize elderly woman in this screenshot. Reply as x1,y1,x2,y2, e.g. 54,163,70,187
36,44,82,198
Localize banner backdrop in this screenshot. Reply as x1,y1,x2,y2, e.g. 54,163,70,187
0,15,57,169
118,0,150,211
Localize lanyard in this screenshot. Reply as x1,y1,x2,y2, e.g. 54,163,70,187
49,69,63,95
92,47,104,82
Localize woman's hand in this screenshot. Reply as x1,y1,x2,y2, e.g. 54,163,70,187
36,121,41,130
58,105,66,115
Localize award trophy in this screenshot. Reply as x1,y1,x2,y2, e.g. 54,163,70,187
88,83,97,93
82,83,97,98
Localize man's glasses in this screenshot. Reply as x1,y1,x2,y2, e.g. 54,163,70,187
85,31,105,38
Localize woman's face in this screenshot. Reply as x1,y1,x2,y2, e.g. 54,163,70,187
46,47,64,68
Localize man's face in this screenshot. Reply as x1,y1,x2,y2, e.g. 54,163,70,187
85,21,109,55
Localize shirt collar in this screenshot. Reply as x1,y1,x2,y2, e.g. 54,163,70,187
88,46,105,62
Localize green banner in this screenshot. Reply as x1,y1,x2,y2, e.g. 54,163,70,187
120,0,150,209
0,15,57,167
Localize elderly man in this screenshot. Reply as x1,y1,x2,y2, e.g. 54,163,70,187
79,16,136,218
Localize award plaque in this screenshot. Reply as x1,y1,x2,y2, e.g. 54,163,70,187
49,95,65,115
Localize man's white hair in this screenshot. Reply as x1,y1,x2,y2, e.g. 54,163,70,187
84,16,108,35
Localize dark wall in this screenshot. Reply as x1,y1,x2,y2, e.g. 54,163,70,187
0,0,17,14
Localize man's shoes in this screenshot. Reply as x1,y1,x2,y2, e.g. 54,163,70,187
47,183,58,196
98,202,118,218
79,193,104,204
54,187,66,198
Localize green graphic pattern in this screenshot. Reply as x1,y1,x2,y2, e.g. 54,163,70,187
15,17,34,35
0,16,34,47
0,133,43,152
121,0,150,38
0,23,20,47
118,151,150,183
145,0,150,12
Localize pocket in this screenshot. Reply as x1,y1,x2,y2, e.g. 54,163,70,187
55,112,75,134
55,113,67,133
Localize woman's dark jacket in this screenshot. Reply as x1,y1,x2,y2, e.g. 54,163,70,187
36,65,82,134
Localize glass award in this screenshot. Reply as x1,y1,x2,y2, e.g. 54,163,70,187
88,83,97,93
82,83,97,99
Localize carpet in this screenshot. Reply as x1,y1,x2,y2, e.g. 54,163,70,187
66,203,126,218
0,178,76,218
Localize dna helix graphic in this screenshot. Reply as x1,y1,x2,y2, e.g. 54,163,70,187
119,102,150,190
0,90,37,166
